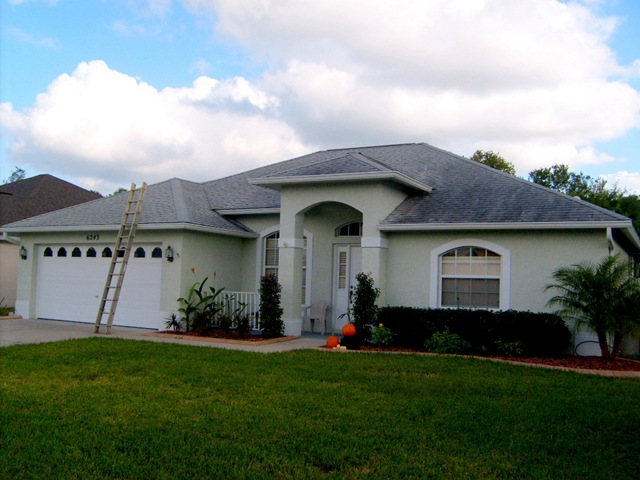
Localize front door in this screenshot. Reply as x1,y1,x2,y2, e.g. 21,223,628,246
333,244,362,332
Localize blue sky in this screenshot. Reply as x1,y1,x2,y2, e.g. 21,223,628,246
1,0,639,194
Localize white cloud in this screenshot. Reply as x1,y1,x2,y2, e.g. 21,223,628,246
2,0,640,192
601,171,640,195
0,61,309,193
7,27,60,50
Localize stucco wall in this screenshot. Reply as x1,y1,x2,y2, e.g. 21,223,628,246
386,229,610,312
0,242,18,308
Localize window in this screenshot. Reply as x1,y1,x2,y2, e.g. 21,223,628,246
57,247,67,257
264,232,280,278
72,247,82,257
151,247,163,258
336,221,362,237
87,247,97,258
134,247,146,258
44,247,53,257
262,230,310,304
439,246,501,309
117,248,125,258
102,247,112,258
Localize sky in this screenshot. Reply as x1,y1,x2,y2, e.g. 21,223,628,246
1,0,639,195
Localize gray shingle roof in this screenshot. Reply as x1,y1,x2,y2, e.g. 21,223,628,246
0,174,101,226
2,143,633,235
2,178,253,235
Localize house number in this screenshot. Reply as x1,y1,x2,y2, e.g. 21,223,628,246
86,234,100,241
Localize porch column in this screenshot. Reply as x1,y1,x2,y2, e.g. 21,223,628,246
278,212,304,336
360,233,388,306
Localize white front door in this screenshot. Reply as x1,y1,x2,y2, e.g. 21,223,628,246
332,244,362,332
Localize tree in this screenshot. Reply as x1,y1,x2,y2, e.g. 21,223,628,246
529,164,640,233
545,255,640,359
259,274,284,338
350,272,380,343
3,166,26,184
470,150,516,175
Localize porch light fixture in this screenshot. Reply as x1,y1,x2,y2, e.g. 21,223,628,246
19,245,27,260
165,245,174,262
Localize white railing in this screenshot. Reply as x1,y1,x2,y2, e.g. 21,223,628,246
221,291,261,330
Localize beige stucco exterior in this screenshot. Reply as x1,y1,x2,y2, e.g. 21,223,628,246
9,175,639,353
0,241,19,309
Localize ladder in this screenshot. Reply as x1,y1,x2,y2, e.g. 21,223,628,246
95,182,148,334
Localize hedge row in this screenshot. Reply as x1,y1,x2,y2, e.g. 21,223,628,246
377,307,571,356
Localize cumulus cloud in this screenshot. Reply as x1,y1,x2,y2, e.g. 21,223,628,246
2,0,640,193
0,61,309,193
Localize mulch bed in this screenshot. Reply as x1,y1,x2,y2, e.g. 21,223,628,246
354,345,640,372
155,329,284,343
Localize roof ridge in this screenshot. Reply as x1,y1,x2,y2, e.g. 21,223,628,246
169,178,191,223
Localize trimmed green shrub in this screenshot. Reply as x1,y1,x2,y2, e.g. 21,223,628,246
259,274,284,338
424,331,471,354
377,307,571,356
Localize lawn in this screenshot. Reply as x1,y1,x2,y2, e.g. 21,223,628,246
1,339,638,479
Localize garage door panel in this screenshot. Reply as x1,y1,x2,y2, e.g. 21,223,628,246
37,245,163,329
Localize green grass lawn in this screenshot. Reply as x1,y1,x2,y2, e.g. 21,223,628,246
1,339,639,479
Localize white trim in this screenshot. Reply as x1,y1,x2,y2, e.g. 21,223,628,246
249,172,432,193
380,221,633,231
361,236,389,248
429,239,511,310
217,208,280,216
2,223,259,238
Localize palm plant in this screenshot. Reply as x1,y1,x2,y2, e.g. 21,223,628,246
545,255,640,359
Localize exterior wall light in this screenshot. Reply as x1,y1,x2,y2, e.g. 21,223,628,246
19,245,28,260
165,245,174,262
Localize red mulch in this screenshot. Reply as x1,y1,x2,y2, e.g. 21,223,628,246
357,345,640,371
159,329,267,342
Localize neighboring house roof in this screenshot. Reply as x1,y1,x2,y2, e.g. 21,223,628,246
3,143,638,249
0,174,102,226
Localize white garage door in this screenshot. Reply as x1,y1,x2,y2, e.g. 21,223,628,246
36,244,163,329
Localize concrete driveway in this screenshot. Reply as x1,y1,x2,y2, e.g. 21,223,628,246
0,318,326,352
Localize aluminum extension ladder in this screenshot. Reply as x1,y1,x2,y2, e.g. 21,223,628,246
94,182,147,334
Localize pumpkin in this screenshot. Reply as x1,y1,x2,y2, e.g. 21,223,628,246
342,323,357,337
326,335,340,348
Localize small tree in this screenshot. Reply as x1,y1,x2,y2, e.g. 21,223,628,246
546,255,640,359
259,274,284,338
3,166,26,184
471,150,516,175
350,272,380,343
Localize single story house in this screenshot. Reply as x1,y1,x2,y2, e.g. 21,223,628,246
3,143,639,353
0,174,101,309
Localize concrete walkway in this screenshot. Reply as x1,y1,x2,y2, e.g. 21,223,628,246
0,318,327,353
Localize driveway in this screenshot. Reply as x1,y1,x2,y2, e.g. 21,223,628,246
0,318,326,352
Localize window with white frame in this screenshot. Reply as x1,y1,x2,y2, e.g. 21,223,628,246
440,246,501,308
262,231,309,304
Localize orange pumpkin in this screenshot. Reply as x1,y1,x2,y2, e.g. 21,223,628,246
326,335,340,348
342,323,357,337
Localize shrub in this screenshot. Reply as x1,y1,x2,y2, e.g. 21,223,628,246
372,323,395,346
259,274,284,338
424,331,470,354
350,272,380,343
378,307,571,356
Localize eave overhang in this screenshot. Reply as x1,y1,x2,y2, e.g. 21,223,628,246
1,223,259,239
249,172,432,193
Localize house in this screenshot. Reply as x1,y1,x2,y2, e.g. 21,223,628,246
3,143,639,353
0,175,101,309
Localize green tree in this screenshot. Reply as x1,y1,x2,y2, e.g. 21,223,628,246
259,274,284,338
471,150,516,175
545,255,640,359
529,164,640,233
3,166,26,184
350,272,380,343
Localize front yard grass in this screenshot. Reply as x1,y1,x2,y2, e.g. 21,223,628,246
1,338,638,479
